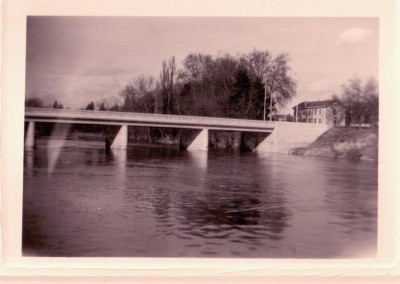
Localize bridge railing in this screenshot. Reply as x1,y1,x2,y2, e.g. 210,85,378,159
25,108,275,129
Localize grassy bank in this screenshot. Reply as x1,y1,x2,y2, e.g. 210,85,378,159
290,127,378,160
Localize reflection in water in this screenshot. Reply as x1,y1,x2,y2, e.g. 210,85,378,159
22,141,377,258
47,123,71,176
323,160,377,257
25,149,34,178
187,150,208,170
111,148,127,178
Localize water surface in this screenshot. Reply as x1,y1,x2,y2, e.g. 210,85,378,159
23,140,377,258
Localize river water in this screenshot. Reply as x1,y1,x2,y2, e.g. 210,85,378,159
23,139,377,258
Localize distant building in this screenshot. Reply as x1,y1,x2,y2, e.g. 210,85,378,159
292,99,345,126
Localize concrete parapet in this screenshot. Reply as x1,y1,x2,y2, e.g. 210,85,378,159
254,122,330,153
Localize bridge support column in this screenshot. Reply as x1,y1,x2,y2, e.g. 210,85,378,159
111,125,128,149
233,132,242,151
25,121,35,148
187,128,209,151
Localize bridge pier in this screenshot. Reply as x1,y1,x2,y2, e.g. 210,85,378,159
111,125,128,149
233,132,242,150
25,121,35,148
187,128,209,151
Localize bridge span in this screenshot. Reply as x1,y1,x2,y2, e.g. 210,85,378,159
24,108,276,150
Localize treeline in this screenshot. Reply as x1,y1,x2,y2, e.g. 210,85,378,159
333,77,379,127
25,98,64,109
25,50,297,120
96,50,296,120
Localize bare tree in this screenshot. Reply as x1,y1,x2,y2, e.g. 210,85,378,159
264,53,297,112
158,56,177,114
120,75,156,113
337,77,379,127
246,49,271,80
363,77,379,127
135,75,156,113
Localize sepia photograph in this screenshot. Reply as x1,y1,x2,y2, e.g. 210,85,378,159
2,0,400,283
22,16,379,258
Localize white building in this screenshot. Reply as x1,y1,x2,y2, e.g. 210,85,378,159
292,100,345,126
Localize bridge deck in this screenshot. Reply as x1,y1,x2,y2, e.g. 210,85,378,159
25,108,275,132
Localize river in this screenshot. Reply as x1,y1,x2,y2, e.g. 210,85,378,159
22,138,377,258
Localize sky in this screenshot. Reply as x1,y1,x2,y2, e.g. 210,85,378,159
25,17,378,113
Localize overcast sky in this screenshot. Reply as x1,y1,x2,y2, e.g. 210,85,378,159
25,17,378,112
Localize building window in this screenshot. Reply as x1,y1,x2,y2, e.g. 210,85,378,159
319,109,321,114
313,118,316,123
318,118,322,123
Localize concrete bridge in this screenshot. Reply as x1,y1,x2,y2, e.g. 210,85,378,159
24,108,329,152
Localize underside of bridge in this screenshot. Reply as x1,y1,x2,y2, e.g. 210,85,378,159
24,121,272,152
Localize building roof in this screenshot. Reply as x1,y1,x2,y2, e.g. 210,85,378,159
292,99,336,109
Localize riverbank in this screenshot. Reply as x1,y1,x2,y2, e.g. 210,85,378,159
289,127,378,160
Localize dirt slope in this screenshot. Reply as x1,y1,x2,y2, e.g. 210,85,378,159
290,127,378,160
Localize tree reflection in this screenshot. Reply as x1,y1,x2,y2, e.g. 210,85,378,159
185,198,261,227
178,179,291,243
152,187,171,221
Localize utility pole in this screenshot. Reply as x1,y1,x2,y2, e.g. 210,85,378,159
269,91,273,122
295,72,299,123
263,78,267,121
296,84,299,123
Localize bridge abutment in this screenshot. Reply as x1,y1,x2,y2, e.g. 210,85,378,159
254,122,329,153
25,121,35,148
111,125,128,149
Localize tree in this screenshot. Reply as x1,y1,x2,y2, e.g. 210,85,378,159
177,53,217,116
118,50,296,121
109,103,120,111
211,54,238,117
362,77,379,126
336,77,379,127
264,54,296,115
179,53,214,83
98,103,106,111
135,75,156,113
157,56,177,114
246,49,271,80
85,101,95,110
120,75,156,113
230,65,252,118
52,100,63,109
174,50,296,119
250,76,266,120
177,52,236,117
25,97,44,108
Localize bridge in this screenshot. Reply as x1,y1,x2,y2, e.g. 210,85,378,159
24,108,276,151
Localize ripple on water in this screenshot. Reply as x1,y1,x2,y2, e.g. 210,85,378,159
23,147,377,258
